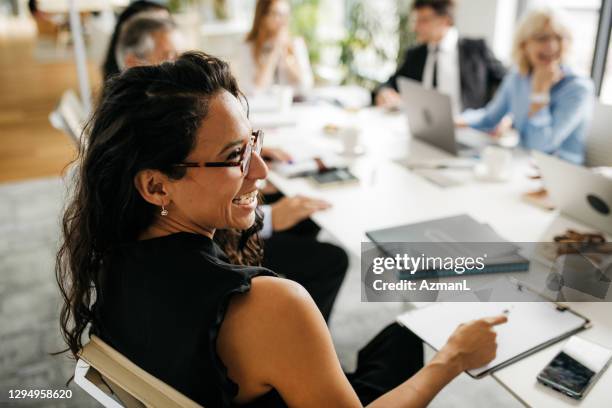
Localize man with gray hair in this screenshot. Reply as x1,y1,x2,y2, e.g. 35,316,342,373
115,15,180,71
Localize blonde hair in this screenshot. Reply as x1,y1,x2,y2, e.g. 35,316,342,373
512,8,572,75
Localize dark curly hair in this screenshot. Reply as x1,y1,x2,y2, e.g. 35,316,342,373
56,51,263,361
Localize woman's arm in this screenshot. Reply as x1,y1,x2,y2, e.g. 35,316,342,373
253,44,283,91
367,316,505,407
218,277,360,406
461,72,513,132
218,276,506,407
522,77,594,154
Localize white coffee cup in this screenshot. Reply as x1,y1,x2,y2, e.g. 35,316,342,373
339,126,362,156
480,146,512,180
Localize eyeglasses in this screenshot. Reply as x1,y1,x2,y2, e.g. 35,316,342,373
532,33,563,44
172,130,264,175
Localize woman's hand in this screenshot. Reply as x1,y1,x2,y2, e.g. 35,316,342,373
454,116,468,128
529,64,563,116
375,87,402,108
435,314,508,373
366,315,508,407
489,114,513,138
532,64,563,94
272,26,292,55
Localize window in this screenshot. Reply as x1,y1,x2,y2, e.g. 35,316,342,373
539,0,601,76
600,41,612,103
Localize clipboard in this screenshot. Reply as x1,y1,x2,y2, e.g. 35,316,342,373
396,280,590,378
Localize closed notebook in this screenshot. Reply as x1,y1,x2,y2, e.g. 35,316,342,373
365,214,529,279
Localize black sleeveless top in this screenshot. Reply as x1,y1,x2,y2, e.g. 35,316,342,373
91,232,282,407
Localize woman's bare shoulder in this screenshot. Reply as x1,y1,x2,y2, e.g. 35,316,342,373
217,276,331,402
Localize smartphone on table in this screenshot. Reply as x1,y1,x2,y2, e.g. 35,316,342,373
537,336,612,400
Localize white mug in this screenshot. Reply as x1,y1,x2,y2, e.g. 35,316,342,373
482,146,512,180
339,126,361,155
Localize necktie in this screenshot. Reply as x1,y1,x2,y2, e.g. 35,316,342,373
432,46,439,89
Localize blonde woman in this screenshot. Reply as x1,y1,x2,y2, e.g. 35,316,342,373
236,0,314,95
461,8,594,164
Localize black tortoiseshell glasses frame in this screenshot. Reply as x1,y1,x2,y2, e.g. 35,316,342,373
172,130,264,175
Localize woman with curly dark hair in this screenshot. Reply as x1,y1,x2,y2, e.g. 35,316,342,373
56,51,505,407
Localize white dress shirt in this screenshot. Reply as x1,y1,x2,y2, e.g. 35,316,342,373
259,204,274,239
422,27,462,114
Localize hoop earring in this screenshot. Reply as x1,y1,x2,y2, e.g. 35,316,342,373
160,203,168,216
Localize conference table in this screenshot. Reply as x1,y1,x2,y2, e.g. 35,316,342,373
256,95,612,408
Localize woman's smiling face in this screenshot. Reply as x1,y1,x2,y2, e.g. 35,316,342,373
165,90,269,232
524,22,563,69
264,0,290,35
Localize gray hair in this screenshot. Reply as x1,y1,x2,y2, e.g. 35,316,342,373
115,15,176,71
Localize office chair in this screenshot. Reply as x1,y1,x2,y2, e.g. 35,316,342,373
75,335,203,408
49,89,87,146
585,102,612,167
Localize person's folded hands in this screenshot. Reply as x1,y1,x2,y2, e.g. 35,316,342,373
375,87,402,108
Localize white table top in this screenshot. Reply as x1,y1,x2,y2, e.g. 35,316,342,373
262,101,612,407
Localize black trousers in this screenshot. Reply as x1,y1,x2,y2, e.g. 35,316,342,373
245,323,424,407
347,323,424,405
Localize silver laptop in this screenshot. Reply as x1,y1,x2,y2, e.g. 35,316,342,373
534,151,612,235
398,77,491,157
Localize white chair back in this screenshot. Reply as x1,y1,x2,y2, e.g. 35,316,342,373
49,89,88,145
75,336,203,408
585,102,612,167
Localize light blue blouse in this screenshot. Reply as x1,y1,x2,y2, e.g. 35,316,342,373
462,66,594,164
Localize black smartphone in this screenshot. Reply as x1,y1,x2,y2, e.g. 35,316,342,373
537,337,612,400
310,168,358,187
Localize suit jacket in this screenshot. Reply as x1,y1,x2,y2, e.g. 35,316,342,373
376,38,506,110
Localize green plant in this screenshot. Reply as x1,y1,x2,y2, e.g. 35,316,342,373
397,0,417,64
167,0,194,13
290,0,322,65
338,0,395,87
213,0,229,19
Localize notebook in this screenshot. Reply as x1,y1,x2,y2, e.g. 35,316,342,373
397,280,590,378
365,214,529,279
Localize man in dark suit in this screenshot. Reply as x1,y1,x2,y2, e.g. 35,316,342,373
374,0,506,113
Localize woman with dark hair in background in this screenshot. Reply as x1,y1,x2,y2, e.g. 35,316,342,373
101,0,170,81
57,51,506,407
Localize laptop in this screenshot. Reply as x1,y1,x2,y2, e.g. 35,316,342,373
398,77,492,158
534,151,612,235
